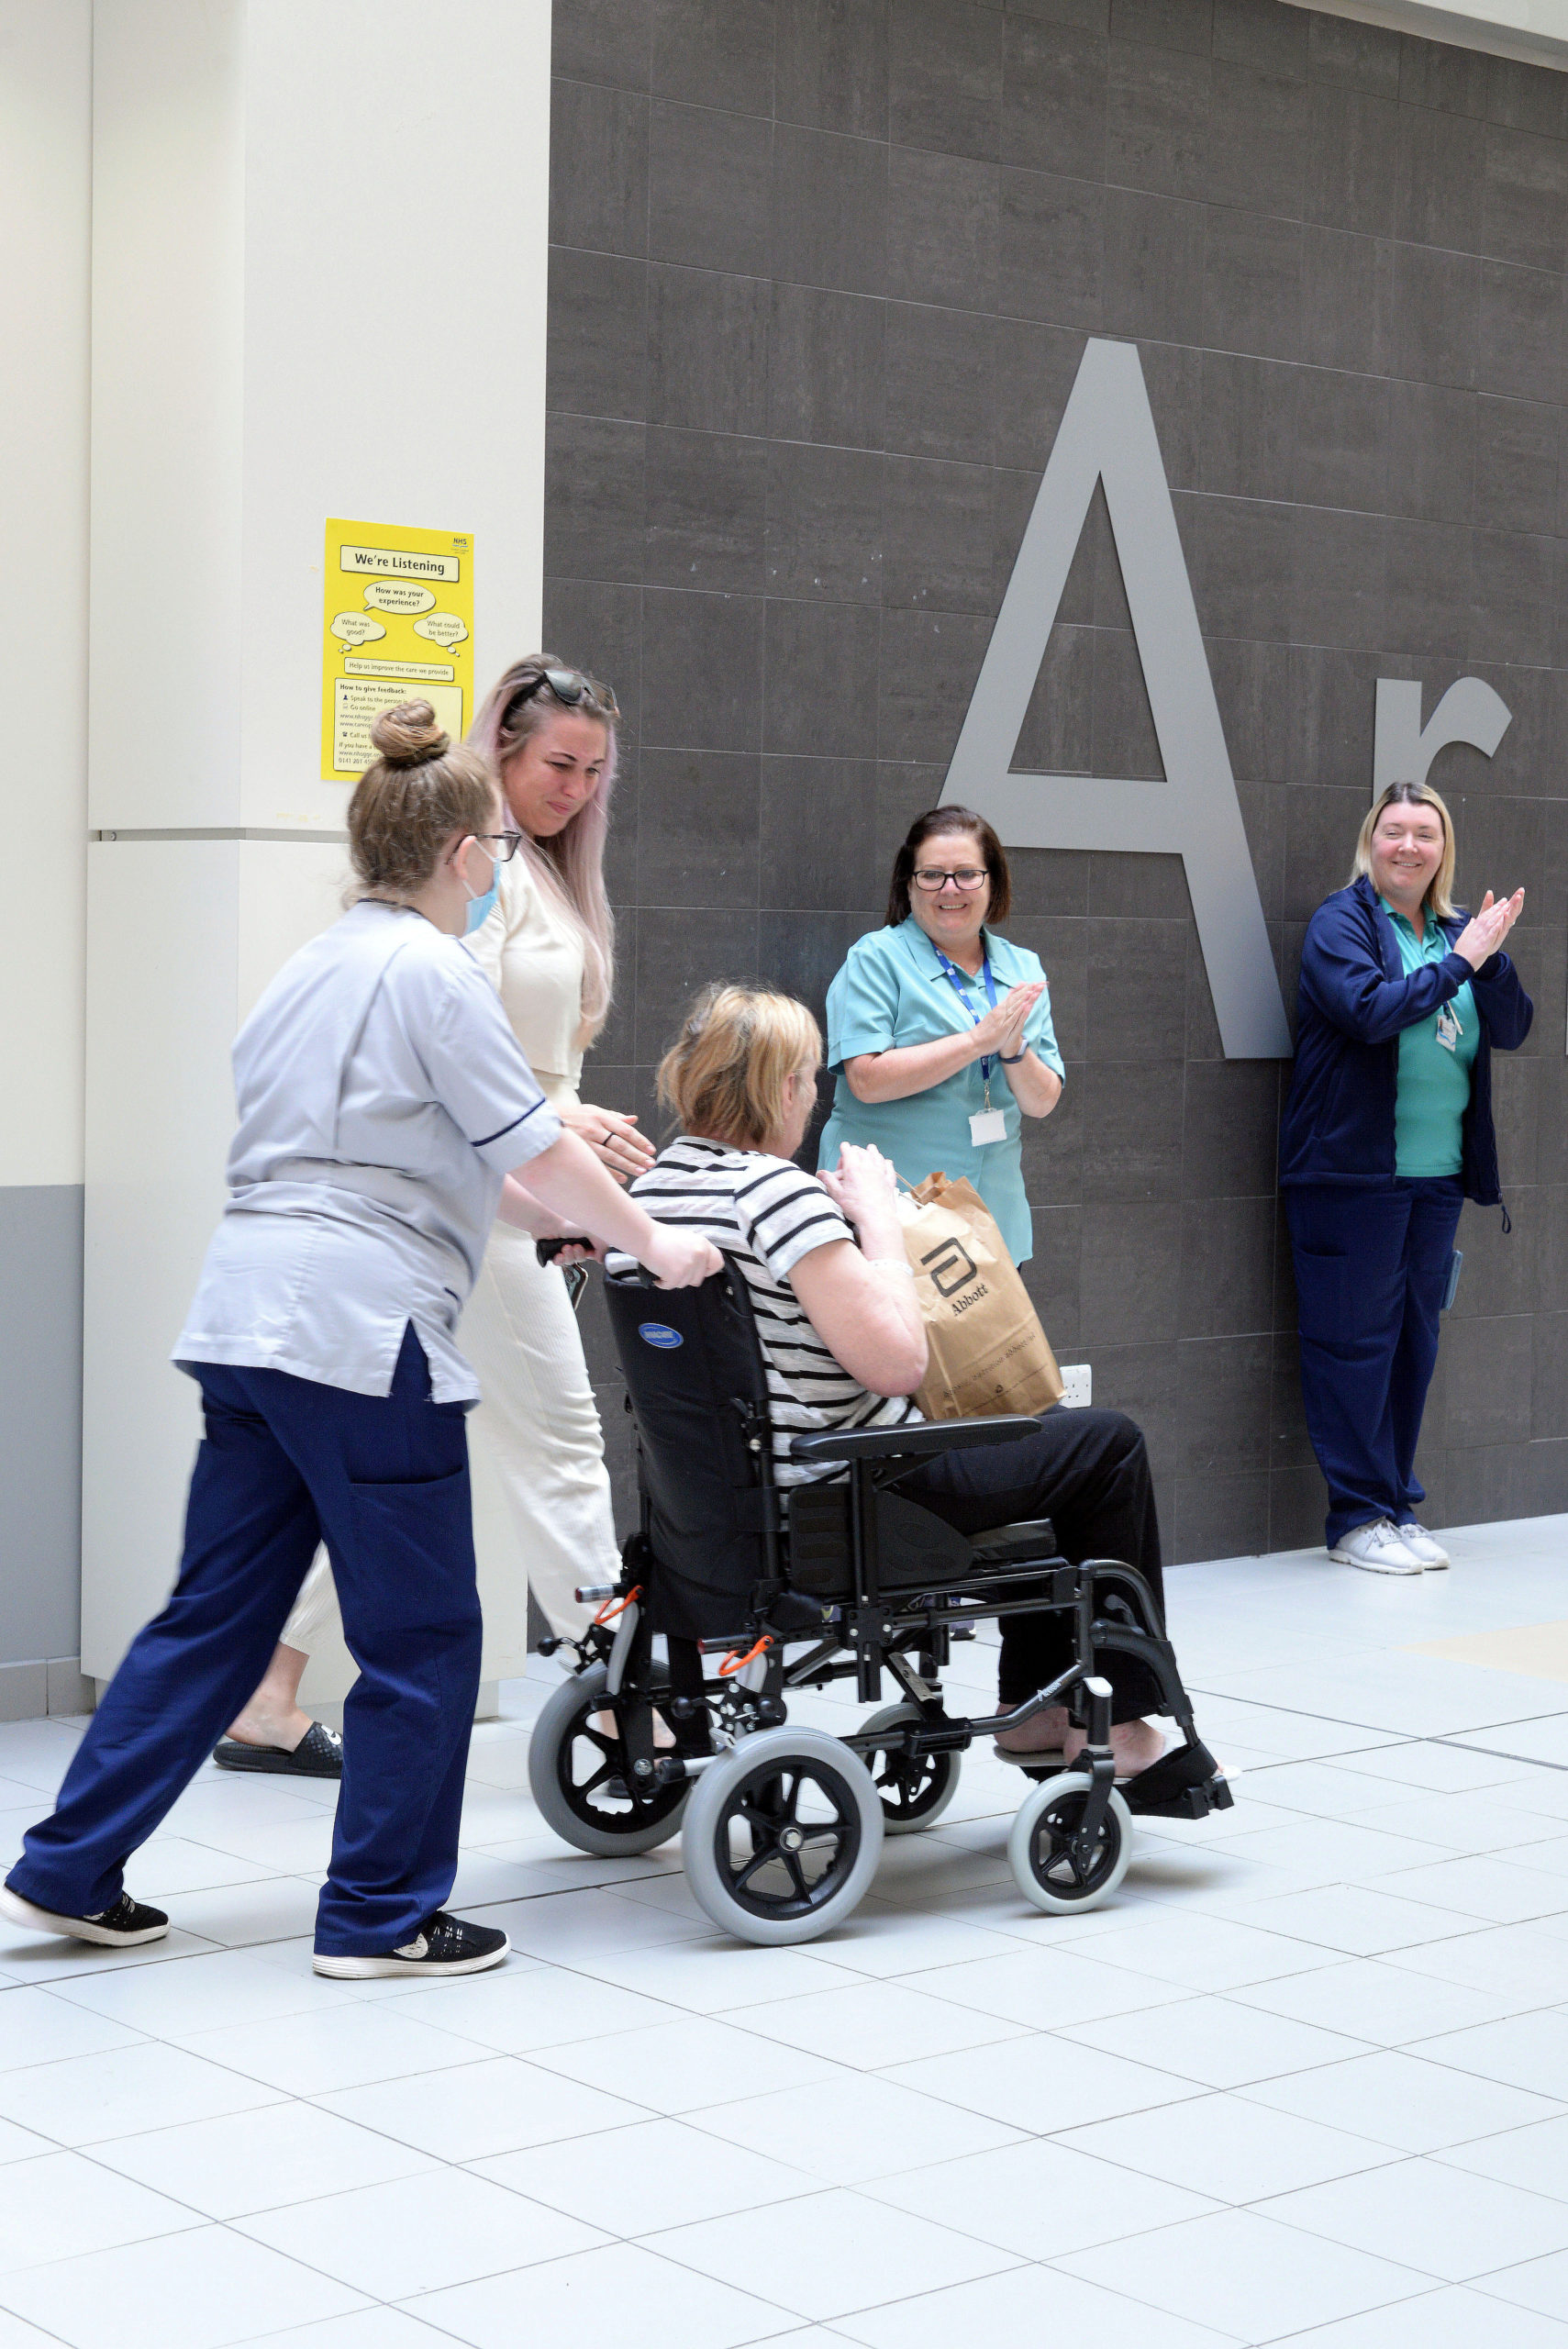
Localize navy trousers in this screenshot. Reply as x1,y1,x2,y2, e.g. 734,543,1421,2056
9,1325,482,1954
1286,1178,1463,1550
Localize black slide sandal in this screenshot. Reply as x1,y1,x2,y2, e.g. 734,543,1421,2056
213,1721,343,1778
1118,1739,1230,1817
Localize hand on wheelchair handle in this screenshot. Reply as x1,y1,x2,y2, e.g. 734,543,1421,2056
642,1227,724,1288
535,1234,596,1269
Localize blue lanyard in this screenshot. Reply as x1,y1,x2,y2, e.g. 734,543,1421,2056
934,947,998,1080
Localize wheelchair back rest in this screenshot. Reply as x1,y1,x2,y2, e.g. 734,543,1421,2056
604,1264,776,1629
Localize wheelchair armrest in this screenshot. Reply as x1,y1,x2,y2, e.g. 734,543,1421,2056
789,1415,1039,1465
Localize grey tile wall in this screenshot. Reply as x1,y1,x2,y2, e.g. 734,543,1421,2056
546,0,1568,1563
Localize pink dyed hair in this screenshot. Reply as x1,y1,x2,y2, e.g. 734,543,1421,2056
467,654,618,1034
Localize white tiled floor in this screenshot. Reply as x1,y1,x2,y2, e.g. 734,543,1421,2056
10,1519,1568,2344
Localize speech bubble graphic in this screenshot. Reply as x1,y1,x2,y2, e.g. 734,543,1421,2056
364,581,437,615
332,612,387,652
415,612,470,655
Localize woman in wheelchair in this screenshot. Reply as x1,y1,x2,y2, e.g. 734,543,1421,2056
629,982,1180,1787
528,981,1227,1941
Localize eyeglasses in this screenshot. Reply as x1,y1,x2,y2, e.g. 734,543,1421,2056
473,830,527,862
503,666,620,726
913,865,988,892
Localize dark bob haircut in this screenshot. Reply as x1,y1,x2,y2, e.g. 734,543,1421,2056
884,805,1011,929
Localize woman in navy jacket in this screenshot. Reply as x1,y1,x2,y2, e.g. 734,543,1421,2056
1279,781,1529,1575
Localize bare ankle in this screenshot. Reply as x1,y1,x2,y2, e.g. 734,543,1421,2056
995,1701,1071,1753
227,1707,312,1752
1062,1717,1164,1776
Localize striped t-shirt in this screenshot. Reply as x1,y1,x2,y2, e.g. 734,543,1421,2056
622,1135,921,1485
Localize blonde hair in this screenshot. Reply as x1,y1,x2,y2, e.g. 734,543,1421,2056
658,983,822,1151
1352,781,1457,920
468,654,618,1037
347,702,498,899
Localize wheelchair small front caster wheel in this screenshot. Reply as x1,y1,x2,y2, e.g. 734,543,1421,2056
858,1704,961,1835
682,1727,884,1945
528,1661,690,1857
1007,1771,1132,1914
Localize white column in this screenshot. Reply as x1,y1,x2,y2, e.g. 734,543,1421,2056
0,2,92,1717
83,0,551,1689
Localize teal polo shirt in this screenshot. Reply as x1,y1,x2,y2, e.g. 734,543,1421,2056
818,918,1063,1264
1380,898,1478,1178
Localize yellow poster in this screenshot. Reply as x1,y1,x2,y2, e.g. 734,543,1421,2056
320,518,474,781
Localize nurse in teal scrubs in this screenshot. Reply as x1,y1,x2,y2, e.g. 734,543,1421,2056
819,806,1063,1264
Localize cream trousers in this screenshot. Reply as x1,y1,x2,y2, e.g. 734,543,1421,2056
281,1221,619,1660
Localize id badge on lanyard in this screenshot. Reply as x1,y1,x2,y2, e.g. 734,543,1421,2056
935,949,1009,1147
1436,1002,1461,1053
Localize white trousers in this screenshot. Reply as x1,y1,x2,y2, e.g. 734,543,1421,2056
280,1221,619,1657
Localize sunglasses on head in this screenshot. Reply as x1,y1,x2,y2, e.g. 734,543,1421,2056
503,666,619,726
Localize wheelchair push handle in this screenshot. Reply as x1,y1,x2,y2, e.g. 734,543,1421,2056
535,1235,595,1268
610,1250,745,1291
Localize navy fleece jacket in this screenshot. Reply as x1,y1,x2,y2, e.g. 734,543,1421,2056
1279,874,1532,1208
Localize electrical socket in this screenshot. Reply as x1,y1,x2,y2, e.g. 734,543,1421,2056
1059,1363,1092,1408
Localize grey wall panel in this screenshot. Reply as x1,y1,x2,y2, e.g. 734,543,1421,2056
548,0,1568,1562
0,1185,83,1663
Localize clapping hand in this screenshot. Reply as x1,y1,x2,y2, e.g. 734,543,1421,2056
820,1141,900,1232
971,980,1043,1063
1454,888,1525,974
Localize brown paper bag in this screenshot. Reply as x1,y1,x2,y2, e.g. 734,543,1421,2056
898,1172,1064,1421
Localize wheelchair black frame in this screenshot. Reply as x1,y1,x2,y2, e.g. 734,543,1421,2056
550,1268,1229,1875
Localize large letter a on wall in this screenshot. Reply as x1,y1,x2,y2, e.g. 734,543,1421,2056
943,338,1291,1059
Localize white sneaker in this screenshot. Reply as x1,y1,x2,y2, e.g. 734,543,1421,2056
1396,1521,1450,1570
1329,1520,1425,1575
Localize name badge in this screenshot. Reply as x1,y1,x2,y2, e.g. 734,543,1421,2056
1435,1005,1460,1053
970,1108,1007,1147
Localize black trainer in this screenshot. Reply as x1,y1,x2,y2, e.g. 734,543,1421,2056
313,1909,510,1980
0,1886,169,1947
213,1721,343,1778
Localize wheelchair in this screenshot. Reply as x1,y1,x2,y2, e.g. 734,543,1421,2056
527,1260,1230,1947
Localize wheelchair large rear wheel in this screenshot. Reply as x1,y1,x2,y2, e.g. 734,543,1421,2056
858,1704,961,1835
528,1662,690,1857
1007,1771,1132,1914
682,1728,884,1945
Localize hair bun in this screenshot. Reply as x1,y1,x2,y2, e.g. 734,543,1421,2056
371,699,449,768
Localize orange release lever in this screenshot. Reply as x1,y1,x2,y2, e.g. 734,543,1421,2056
717,1634,774,1677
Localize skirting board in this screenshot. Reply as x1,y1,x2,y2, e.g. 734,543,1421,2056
0,1659,96,1723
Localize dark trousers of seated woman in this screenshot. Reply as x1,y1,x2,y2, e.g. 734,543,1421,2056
894,1405,1164,1723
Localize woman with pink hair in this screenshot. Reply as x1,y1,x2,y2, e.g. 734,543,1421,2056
215,658,637,1775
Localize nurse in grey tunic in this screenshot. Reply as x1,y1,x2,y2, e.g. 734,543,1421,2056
1,705,717,1980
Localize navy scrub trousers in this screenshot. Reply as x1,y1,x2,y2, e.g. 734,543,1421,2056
1286,1178,1463,1551
8,1324,482,1955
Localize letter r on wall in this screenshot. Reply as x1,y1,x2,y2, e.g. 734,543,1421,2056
1373,677,1512,797
943,338,1292,1059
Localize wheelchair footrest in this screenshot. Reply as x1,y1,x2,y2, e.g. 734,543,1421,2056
1018,1740,1232,1822
1125,1774,1232,1820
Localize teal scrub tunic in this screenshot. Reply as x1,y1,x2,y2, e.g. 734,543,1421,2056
1380,898,1479,1178
818,918,1064,1264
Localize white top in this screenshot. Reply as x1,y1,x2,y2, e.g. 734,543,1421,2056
618,1137,920,1485
467,853,593,1109
174,900,562,1403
